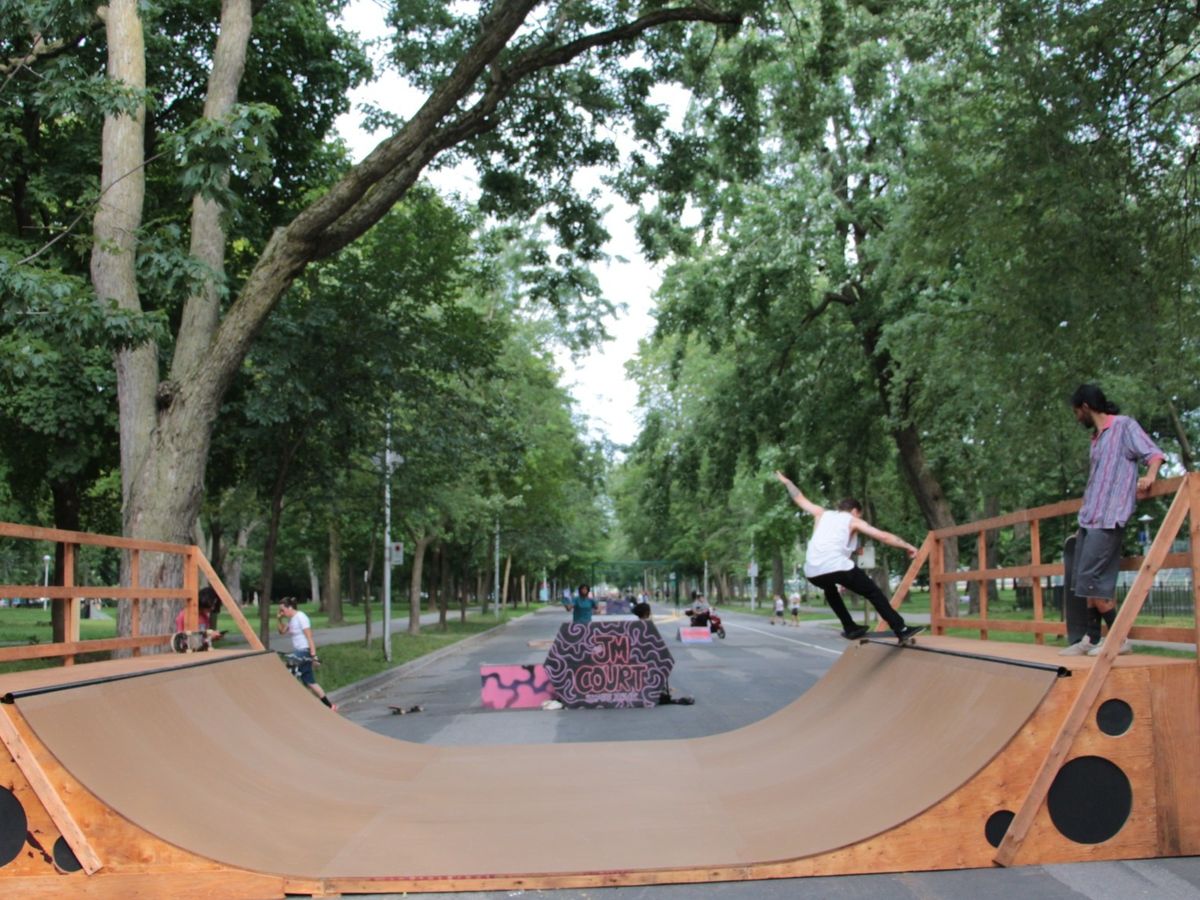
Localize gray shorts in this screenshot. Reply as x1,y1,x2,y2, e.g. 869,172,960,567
1072,527,1125,601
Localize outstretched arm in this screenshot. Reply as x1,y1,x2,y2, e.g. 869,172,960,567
850,519,918,558
774,471,824,517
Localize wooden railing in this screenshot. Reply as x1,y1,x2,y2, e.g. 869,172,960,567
887,473,1199,649
0,523,264,665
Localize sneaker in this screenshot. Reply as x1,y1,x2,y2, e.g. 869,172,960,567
1058,636,1094,656
841,625,870,640
329,703,339,713
1087,639,1133,657
894,625,925,643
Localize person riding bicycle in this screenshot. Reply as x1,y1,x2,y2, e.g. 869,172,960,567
277,597,337,711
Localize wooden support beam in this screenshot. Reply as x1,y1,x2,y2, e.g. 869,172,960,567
183,548,199,633
1030,520,1045,645
1189,474,1200,678
930,537,945,634
0,706,103,874
63,542,78,666
877,535,931,631
131,549,141,657
995,479,1192,867
977,531,988,641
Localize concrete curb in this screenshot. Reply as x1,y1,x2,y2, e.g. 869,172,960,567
331,613,533,707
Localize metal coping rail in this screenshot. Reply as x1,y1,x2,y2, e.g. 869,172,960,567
861,637,1072,678
1,649,272,704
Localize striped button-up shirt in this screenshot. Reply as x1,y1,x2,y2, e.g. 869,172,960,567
1078,415,1164,529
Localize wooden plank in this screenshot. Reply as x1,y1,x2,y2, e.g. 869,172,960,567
931,476,1184,539
977,531,988,641
1190,474,1200,675
930,537,945,634
0,634,171,663
0,586,190,600
931,553,1191,585
183,549,199,633
0,706,103,874
195,555,264,650
0,521,191,554
995,479,1191,867
1030,520,1045,645
63,543,78,666
937,618,1193,643
1150,665,1200,855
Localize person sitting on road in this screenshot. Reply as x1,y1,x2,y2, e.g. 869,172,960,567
633,601,693,705
173,586,224,644
277,597,337,711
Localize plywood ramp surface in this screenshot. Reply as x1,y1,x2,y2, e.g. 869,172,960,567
8,641,1057,880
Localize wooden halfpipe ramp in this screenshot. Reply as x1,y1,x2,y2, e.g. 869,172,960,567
0,638,1196,897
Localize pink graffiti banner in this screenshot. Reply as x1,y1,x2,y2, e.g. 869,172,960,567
480,664,555,710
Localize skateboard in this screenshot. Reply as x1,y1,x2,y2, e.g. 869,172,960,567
389,704,424,716
1062,533,1088,645
171,630,213,653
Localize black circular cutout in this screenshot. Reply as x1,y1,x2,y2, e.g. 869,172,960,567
0,786,27,867
1097,698,1134,736
1047,756,1132,844
53,836,81,873
985,809,1014,848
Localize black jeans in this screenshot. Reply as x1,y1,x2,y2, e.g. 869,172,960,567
807,566,906,634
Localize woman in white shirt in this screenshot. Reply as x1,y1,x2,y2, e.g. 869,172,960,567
775,471,922,642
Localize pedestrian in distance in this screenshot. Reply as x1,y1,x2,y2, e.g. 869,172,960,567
563,583,600,624
774,471,922,642
790,595,801,627
772,594,785,625
1059,384,1164,657
277,597,337,711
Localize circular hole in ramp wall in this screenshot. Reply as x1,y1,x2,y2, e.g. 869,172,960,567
985,809,1015,848
0,786,27,867
1096,698,1134,736
53,836,82,873
1047,756,1132,844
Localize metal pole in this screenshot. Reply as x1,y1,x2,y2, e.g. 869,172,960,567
493,516,501,619
42,554,50,610
383,415,392,662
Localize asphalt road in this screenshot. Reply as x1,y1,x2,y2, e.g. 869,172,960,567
331,605,1200,900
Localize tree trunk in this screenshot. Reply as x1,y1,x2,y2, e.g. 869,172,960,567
500,554,512,611
222,520,255,605
408,533,432,635
255,438,299,643
771,549,785,600
438,544,450,629
306,553,321,608
325,519,344,624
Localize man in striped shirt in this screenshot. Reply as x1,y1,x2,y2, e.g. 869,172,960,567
1060,384,1164,657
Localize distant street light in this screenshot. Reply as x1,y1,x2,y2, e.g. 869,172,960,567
41,554,51,610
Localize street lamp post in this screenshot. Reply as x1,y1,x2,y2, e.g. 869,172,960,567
41,554,51,610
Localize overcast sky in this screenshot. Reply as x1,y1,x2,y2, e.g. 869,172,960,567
332,1,670,450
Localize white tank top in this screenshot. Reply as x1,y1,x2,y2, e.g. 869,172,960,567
803,510,858,578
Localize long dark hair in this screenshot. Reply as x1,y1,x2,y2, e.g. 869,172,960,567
1070,384,1120,414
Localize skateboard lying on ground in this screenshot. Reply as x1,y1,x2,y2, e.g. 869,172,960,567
389,704,424,715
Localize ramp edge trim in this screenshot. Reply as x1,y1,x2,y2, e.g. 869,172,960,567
860,638,1071,677
1,649,272,703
